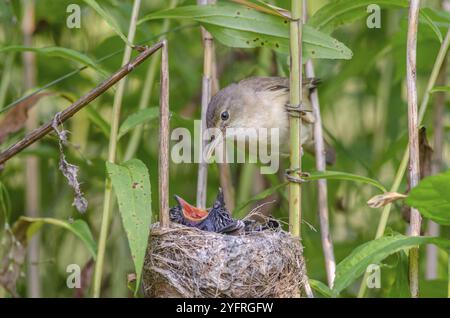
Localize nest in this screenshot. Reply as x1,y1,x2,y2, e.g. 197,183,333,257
142,222,306,298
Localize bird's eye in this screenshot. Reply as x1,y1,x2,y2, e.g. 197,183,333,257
220,110,229,121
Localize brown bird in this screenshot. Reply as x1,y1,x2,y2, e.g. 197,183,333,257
205,76,335,165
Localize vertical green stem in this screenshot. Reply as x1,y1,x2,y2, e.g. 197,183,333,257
0,53,14,109
92,0,141,298
448,253,450,298
289,0,303,237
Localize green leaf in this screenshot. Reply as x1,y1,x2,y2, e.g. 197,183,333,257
430,86,450,94
420,279,449,298
118,107,159,140
0,181,11,229
85,106,111,138
232,0,291,19
333,234,450,295
17,217,97,259
420,10,443,43
387,251,410,298
308,0,408,34
309,279,333,298
0,45,102,72
140,3,352,60
304,171,387,192
405,170,450,226
106,159,152,295
234,182,288,218
83,0,132,46
420,7,450,29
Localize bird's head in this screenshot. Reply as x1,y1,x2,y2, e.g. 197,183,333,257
206,83,252,133
205,83,260,159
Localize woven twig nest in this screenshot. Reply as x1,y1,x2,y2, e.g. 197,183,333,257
142,222,306,298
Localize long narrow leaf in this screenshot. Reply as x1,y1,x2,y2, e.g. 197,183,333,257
430,86,450,93
309,279,333,298
17,217,97,259
333,234,450,295
118,107,159,140
83,0,132,46
0,46,101,72
304,171,387,192
107,159,152,294
234,182,288,217
85,106,111,138
420,10,443,43
308,0,408,33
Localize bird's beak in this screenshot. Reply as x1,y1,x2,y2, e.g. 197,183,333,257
174,195,208,221
204,132,224,161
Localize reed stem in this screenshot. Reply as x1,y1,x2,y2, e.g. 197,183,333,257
159,41,170,228
406,0,421,298
288,0,303,237
196,0,216,209
303,0,335,288
22,0,41,298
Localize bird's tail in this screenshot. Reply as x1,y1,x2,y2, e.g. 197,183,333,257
304,139,336,166
324,140,336,166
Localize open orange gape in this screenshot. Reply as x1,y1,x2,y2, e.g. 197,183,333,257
174,196,209,221
169,188,245,234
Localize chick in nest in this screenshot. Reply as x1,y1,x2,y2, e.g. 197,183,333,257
169,188,280,234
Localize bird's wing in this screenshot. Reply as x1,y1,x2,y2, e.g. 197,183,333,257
239,77,289,93
239,77,318,119
238,76,320,95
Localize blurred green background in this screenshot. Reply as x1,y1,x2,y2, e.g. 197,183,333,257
0,0,449,297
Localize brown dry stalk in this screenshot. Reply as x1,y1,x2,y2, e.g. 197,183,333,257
303,0,335,288
212,42,236,212
196,0,216,209
406,0,421,298
0,42,164,166
159,40,170,228
21,0,40,298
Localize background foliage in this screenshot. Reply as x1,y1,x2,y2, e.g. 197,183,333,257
0,0,449,297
